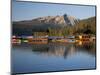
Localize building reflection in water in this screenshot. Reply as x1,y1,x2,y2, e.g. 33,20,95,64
75,41,96,56
32,42,96,59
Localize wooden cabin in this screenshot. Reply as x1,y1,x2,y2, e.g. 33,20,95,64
27,32,48,44
28,37,48,44
76,34,91,42
78,34,91,41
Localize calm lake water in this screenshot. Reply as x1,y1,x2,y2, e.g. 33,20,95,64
11,42,96,74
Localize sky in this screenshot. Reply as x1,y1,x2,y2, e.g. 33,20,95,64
12,1,96,21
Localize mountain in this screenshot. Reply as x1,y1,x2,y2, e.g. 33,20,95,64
13,14,79,35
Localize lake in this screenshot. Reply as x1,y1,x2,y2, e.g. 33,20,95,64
11,42,96,74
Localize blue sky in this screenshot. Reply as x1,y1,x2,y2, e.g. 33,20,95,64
12,1,96,21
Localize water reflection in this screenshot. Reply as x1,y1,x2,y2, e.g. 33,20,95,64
12,41,96,73
32,42,96,59
75,42,96,56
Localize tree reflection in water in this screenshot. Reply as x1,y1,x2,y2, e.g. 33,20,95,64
32,42,96,59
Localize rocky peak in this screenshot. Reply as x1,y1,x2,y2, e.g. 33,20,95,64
33,14,79,26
